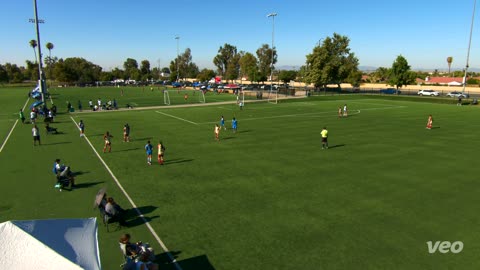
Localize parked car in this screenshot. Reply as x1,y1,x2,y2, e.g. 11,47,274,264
446,91,469,98
379,88,400,94
417,89,439,96
171,82,182,88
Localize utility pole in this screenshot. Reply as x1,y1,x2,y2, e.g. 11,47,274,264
31,0,47,103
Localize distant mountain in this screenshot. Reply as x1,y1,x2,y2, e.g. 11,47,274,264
277,65,301,71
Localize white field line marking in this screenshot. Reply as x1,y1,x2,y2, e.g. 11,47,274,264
0,98,30,153
155,111,199,125
197,105,405,124
69,117,183,270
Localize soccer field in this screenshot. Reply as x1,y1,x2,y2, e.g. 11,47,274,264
1,87,479,269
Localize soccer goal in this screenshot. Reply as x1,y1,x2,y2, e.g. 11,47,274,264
163,90,171,105
267,89,278,104
198,90,206,103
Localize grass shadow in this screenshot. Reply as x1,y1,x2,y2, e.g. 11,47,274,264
45,141,72,146
164,158,194,165
237,129,251,133
132,137,153,142
328,144,345,149
74,181,104,189
431,126,440,129
116,147,141,152
125,215,159,228
175,254,216,270
72,170,89,177
221,136,235,140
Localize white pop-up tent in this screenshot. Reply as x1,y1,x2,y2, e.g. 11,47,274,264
0,217,101,270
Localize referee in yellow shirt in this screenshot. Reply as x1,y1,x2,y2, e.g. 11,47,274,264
321,127,328,149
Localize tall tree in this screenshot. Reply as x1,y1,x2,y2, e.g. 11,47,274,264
447,56,453,76
45,42,55,82
278,70,298,83
45,42,54,59
0,64,8,83
140,60,151,81
169,48,199,80
29,39,38,63
239,52,258,82
123,58,139,80
387,55,415,89
4,63,24,83
256,44,277,81
197,68,216,82
305,33,360,88
213,44,238,79
53,57,102,83
374,67,389,82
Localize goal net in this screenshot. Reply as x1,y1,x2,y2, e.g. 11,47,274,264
198,90,206,103
267,89,278,104
163,90,170,105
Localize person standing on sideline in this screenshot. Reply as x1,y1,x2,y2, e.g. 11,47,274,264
232,117,238,133
89,99,93,110
32,125,40,146
457,96,462,106
145,140,153,165
30,109,36,124
103,131,113,152
123,123,130,142
19,109,25,123
79,120,85,137
343,104,348,117
157,141,165,165
214,124,220,141
321,127,328,149
338,107,342,118
78,100,83,112
220,116,226,130
426,115,433,129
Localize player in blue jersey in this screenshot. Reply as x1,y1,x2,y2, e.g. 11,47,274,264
232,117,238,133
145,140,153,165
220,116,226,130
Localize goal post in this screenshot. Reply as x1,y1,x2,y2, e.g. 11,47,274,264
198,90,206,103
163,90,170,105
267,89,278,104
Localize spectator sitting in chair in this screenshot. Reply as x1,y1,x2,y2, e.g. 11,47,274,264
53,159,75,187
106,197,126,224
45,123,58,134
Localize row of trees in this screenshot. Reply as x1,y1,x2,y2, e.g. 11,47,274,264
2,33,476,89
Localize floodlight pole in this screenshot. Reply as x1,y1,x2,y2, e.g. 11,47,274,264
462,0,476,93
175,36,180,82
32,0,47,103
267,13,277,85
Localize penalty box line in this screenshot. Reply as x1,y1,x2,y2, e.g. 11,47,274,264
197,105,406,125
155,111,199,125
69,116,183,270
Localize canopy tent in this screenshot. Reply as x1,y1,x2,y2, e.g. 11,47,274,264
0,218,101,270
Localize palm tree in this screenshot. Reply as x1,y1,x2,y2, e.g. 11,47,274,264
45,42,54,83
29,39,38,63
46,42,54,59
447,56,453,76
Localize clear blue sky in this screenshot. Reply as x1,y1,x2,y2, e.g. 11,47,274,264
1,0,479,71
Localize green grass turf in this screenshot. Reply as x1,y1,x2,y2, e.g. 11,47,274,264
47,86,254,111
1,87,480,269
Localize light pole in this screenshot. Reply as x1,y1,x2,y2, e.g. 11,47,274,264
175,36,180,82
31,0,47,103
462,0,477,93
267,13,277,85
